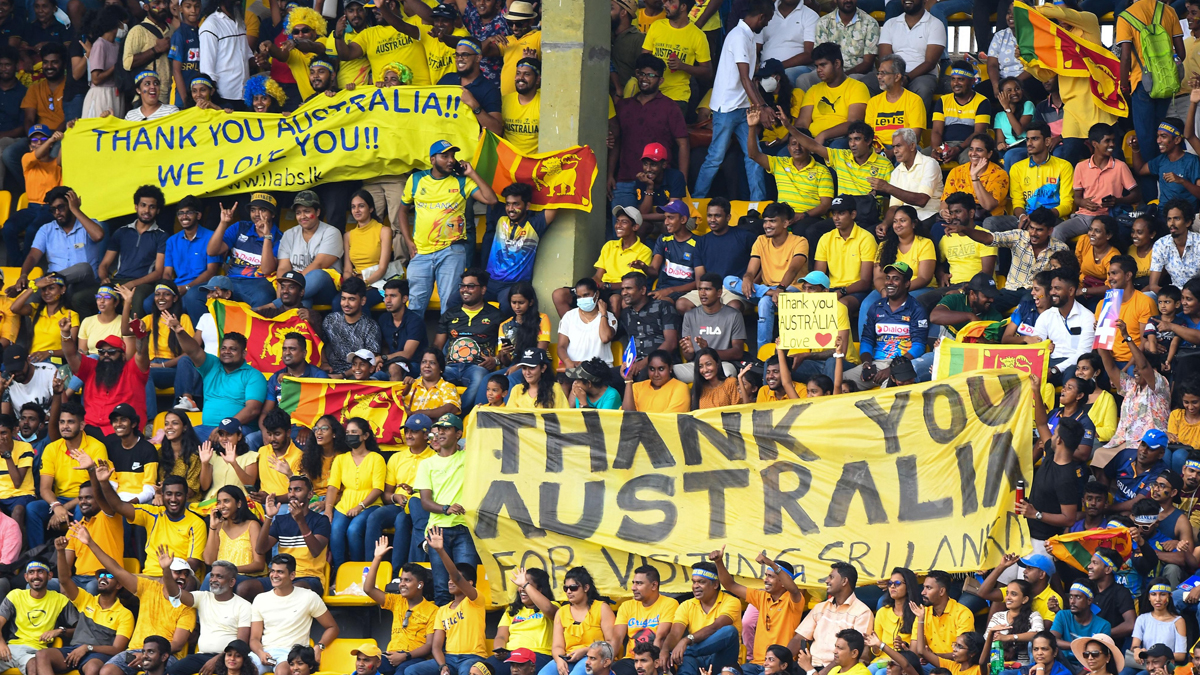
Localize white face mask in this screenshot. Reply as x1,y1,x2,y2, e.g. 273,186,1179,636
576,296,597,312
116,25,127,40
761,77,778,93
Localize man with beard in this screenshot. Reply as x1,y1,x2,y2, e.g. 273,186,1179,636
928,272,1004,337
246,476,331,599
61,285,150,436
159,554,252,675
98,186,169,317
42,534,134,675
609,54,687,213
666,562,740,675
9,186,105,308
500,58,540,156
252,411,303,506
1049,580,1110,671
1177,451,1200,530
103,404,158,506
172,318,267,439
122,0,176,88
877,0,946,115
255,272,323,338
1087,547,1137,642
1147,198,1200,297
1029,268,1095,385
27,400,107,548
160,196,220,317
611,0,642,87
322,277,381,376
0,343,56,417
63,481,123,595
306,60,338,99
364,545,436,675
321,0,372,87
0,561,73,675
16,403,48,453
585,643,614,675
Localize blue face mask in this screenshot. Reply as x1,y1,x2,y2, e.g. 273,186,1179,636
576,296,597,312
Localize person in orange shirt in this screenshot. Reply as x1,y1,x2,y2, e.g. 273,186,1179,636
708,548,805,675
2,124,63,266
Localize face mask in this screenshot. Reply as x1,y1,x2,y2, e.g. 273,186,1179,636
345,434,361,447
761,77,778,93
577,296,597,312
116,25,127,40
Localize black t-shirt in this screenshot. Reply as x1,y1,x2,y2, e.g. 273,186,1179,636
1094,581,1135,630
103,434,161,493
1027,449,1082,540
437,303,504,365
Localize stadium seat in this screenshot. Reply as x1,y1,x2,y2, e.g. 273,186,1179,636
1123,130,1135,167
312,638,358,675
123,558,141,574
324,561,391,606
152,410,202,436
0,190,12,225
15,192,27,212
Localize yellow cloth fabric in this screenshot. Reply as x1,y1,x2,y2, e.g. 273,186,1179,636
217,525,259,571
502,91,541,155
616,595,679,651
328,451,386,514
559,601,607,653
500,605,555,653
143,313,193,359
436,594,489,656
131,576,197,655
641,20,711,102
873,605,913,657
320,34,371,88
347,220,385,271
938,234,998,285
751,233,809,286
30,305,79,354
73,589,134,641
943,162,1009,216
826,148,893,196
866,89,927,145
802,77,870,137
1129,244,1152,278
41,435,108,498
1102,288,1157,362
402,172,479,255
67,511,124,576
404,378,463,414
161,455,202,504
506,383,571,409
499,30,541,96
351,23,432,84
676,592,742,632
78,314,123,356
816,226,878,288
1170,408,1200,448
284,47,316,100
1090,389,1119,443
386,447,434,490
595,239,653,283
204,450,258,501
0,440,35,498
631,378,691,412
698,375,740,409
761,89,805,144
637,8,666,32
1032,584,1061,622
688,0,721,30
421,25,468,85
383,595,437,651
257,442,303,497
500,313,552,343
876,236,937,289
310,453,336,497
131,504,209,576
2,589,70,647
922,598,975,655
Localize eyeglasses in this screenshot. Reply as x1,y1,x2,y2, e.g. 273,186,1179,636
455,51,478,58
635,70,659,79
177,209,200,217
314,425,332,432
459,283,480,289
562,584,581,592
1082,652,1105,659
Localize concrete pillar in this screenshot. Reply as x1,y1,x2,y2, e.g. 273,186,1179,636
531,0,609,323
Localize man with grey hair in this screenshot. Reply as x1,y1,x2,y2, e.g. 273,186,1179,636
865,54,928,160
159,553,255,675
869,128,944,229
585,642,614,675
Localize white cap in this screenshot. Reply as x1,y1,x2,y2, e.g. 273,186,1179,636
347,349,376,366
169,557,192,573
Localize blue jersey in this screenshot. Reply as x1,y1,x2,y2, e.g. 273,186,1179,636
860,295,929,361
485,211,549,283
168,23,201,106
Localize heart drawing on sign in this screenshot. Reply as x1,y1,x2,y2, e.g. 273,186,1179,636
814,333,833,347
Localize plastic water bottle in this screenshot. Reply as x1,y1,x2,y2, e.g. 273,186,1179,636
990,640,1003,675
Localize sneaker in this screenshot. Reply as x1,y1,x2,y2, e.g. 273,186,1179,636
175,395,199,412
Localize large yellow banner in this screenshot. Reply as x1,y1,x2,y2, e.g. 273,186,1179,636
463,369,1035,602
62,86,480,220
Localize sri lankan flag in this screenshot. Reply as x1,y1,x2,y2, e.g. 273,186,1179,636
932,338,1051,381
208,299,323,371
1047,527,1134,572
471,130,598,211
1012,1,1127,116
278,377,408,444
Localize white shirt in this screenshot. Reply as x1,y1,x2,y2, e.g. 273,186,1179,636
197,312,220,356
199,10,252,101
710,20,759,112
761,1,819,64
878,10,947,74
251,586,328,652
278,221,344,273
124,104,179,121
558,308,618,364
1032,300,1096,369
192,591,253,654
7,362,56,415
887,152,944,220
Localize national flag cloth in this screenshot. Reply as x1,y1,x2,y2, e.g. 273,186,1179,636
207,299,323,371
1012,1,1127,116
471,130,598,211
932,338,1051,381
1047,527,1134,572
278,377,409,444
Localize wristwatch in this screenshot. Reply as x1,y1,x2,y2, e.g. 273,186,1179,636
686,634,695,643
1035,511,1044,520
87,645,93,653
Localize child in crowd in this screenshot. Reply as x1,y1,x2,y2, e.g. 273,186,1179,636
483,374,509,408
1146,285,1182,366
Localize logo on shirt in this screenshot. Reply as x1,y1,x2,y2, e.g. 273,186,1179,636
132,462,142,471
187,47,199,61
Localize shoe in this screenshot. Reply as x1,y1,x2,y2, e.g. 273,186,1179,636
175,395,199,412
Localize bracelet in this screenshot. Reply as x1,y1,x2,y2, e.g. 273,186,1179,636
60,333,71,339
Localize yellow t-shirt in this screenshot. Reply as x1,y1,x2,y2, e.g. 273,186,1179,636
595,239,653,283
641,20,711,102
73,589,135,643
257,442,303,497
637,8,666,33
801,77,870,137
142,313,194,360
506,383,571,409
436,593,489,657
1171,409,1200,448
559,601,607,653
41,435,108,499
865,88,927,145
675,593,742,632
30,305,79,354
68,511,124,576
0,440,35,499
351,23,432,84
616,595,679,651
1129,244,1152,278
502,90,540,155
1116,0,1183,88
751,233,809,286
130,504,209,577
761,89,805,143
321,34,371,88
383,595,438,651
131,576,197,656
78,314,122,356
2,589,71,647
873,605,912,655
402,171,479,255
631,378,691,413
347,220,385,272
386,446,435,492
816,226,878,288
500,313,551,344
875,236,937,289
500,30,542,96
328,451,386,515
421,25,469,85
938,233,997,285
688,0,721,30
500,605,554,653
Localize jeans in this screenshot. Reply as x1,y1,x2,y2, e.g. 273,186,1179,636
1132,83,1170,200
857,287,934,338
364,496,430,570
612,180,639,211
930,0,972,25
26,496,79,548
724,276,799,349
1002,146,1029,171
444,362,491,412
1172,587,1200,624
296,269,339,308
380,659,428,675
537,658,589,675
857,0,903,18
2,203,51,266
146,358,177,423
2,136,28,191
173,355,205,403
410,655,484,675
677,625,741,675
1052,137,1089,166
912,350,937,382
783,65,812,85
693,108,767,200
428,524,478,606
181,276,277,321
330,506,380,571
408,242,468,315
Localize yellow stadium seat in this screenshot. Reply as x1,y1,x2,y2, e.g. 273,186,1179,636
279,208,298,232
123,558,141,574
312,639,359,675
757,343,775,361
1101,11,1114,21
0,266,40,292
1123,130,1136,167
0,190,11,224
15,192,27,211
476,214,487,244
947,11,970,21
429,284,440,311
870,10,884,20
152,410,202,436
728,201,765,224
324,561,391,606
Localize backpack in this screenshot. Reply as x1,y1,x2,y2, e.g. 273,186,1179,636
114,21,164,97
1119,2,1181,99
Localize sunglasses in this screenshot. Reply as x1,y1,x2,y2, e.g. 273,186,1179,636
96,572,114,579
292,27,312,34
1082,651,1105,659
562,584,581,592
402,609,413,628
97,348,122,356
887,580,904,587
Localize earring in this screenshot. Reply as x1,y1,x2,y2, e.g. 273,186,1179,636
418,584,423,588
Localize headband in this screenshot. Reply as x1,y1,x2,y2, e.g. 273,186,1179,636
310,60,335,73
191,75,215,90
45,276,65,286
26,561,49,572
1160,121,1182,137
95,286,116,299
1150,584,1173,593
1070,583,1094,599
1185,460,1200,472
135,70,158,85
691,569,718,581
155,283,177,295
1132,514,1159,525
517,59,541,75
949,67,974,79
457,39,481,54
1093,553,1119,569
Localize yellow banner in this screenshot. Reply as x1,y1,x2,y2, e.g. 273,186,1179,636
62,86,480,221
463,369,1035,602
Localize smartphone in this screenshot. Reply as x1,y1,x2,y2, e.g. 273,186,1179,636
449,161,466,177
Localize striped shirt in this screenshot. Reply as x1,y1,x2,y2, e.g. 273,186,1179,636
933,92,991,144
826,148,893,196
769,155,834,213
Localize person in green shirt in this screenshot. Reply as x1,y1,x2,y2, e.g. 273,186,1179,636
929,272,1004,336
413,413,474,606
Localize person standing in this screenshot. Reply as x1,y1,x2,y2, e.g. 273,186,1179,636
639,0,711,112
608,54,688,211
413,414,475,606
877,0,946,114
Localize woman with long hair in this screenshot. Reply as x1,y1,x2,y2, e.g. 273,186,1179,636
215,640,259,675
1047,377,1097,462
301,414,349,499
1071,635,1123,675
507,348,568,409
763,645,801,675
198,421,259,502
81,4,127,118
859,206,936,337
1128,215,1158,288
201,485,264,587
869,568,922,674
1072,352,1117,444
342,189,392,308
325,417,385,570
1075,216,1120,309
1003,271,1053,344
1128,578,1187,666
11,273,78,363
692,347,739,409
159,409,203,502
983,579,1042,665
913,623,982,675
499,282,551,390
144,282,194,422
542,567,615,675
490,568,558,675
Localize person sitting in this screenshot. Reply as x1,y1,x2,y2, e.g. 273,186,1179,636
814,195,878,321
377,279,427,380
541,567,613,675
161,197,220,318
487,570,558,675
566,360,622,410
364,543,436,675
611,565,678,669
157,553,252,675
865,54,926,159
857,206,936,339
676,199,754,316
40,535,133,675
742,343,801,403
1128,581,1187,667
497,283,550,388
1055,124,1140,243
556,207,651,318
983,579,1043,669
941,134,1010,236
930,62,990,165
210,641,258,675
910,608,980,673
10,187,105,310
789,563,872,668
617,272,680,381
77,284,123,358
434,268,502,411
746,108,833,233
506,348,569,409
666,562,740,675
406,525,488,675
245,476,331,598
727,203,807,350
788,122,892,233
1029,269,1095,385
557,278,618,373
401,349,462,421
276,190,344,309
322,277,382,376
343,190,392,309
877,0,944,114
1132,119,1200,214
98,186,169,317
0,413,37,550
844,263,926,389
1072,217,1120,310
0,560,72,675
248,553,339,675
142,282,195,423
676,274,745,383
194,197,282,316
993,77,1034,171
199,485,265,589
872,128,943,228
929,273,1005,339
689,347,740,409
794,42,868,149
622,350,689,412
103,403,158,507
2,126,64,268
10,273,77,366
27,402,106,548
937,194,997,290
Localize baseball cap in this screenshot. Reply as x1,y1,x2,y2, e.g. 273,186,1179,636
1144,645,1174,661
199,276,233,292
430,140,460,157
97,335,125,351
430,3,457,18
566,364,602,383
279,270,307,289
169,557,192,573
801,271,830,288
641,142,669,162
967,272,1000,299
27,124,51,139
434,413,463,430
829,195,856,212
505,649,537,665
109,403,140,426
1142,428,1168,450
404,413,433,431
889,357,917,382
656,200,691,218
514,348,546,368
1159,469,1184,491
2,344,28,373
351,644,382,658
217,417,242,434
293,190,321,209
611,205,643,226
1018,553,1056,576
347,349,377,366
248,192,278,212
883,261,913,280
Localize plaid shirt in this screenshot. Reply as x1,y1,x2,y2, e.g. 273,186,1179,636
619,298,680,359
991,229,1069,290
814,8,879,71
